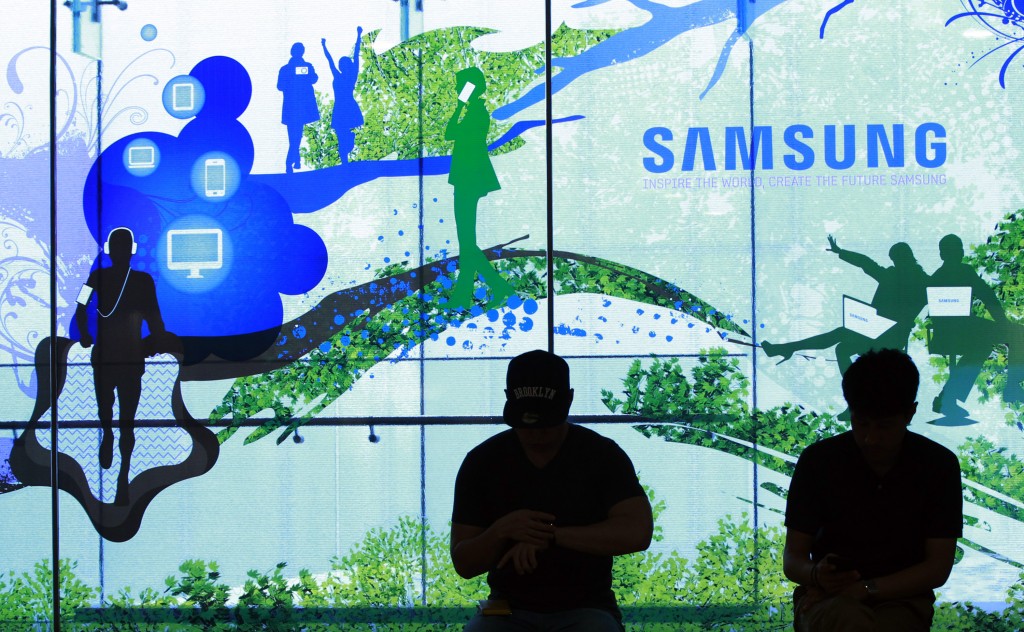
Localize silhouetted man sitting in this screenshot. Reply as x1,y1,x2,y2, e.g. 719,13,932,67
783,349,962,631
451,350,653,631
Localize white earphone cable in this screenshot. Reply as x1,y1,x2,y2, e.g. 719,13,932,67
97,268,131,318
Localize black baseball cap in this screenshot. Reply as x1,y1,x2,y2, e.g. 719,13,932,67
503,350,573,428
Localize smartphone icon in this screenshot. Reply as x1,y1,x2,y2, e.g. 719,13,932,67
458,81,476,103
295,66,309,75
173,83,194,111
205,158,226,197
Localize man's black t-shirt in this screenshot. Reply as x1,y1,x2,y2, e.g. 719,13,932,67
452,424,644,618
785,431,962,584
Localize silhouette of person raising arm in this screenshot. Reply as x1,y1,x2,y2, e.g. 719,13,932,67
321,26,364,165
76,227,167,505
762,235,928,375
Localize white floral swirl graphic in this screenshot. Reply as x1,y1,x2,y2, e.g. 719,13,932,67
0,219,53,396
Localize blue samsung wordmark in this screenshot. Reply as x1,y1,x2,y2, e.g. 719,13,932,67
642,123,947,173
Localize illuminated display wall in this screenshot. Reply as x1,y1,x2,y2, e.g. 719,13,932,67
2,0,1023,628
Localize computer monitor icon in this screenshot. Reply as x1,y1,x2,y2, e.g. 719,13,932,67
127,145,156,169
166,228,223,279
172,83,194,112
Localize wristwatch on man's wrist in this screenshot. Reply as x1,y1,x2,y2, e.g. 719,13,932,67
863,579,879,598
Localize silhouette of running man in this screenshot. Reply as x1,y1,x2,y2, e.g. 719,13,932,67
321,26,364,165
76,227,167,505
445,67,515,310
927,234,1010,418
278,43,319,174
763,235,929,377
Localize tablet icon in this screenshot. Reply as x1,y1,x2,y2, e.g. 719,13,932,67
162,76,206,119
172,83,194,111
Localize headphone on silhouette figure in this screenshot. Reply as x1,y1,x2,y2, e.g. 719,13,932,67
103,227,138,256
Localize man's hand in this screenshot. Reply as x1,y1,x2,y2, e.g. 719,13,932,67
497,542,545,575
814,554,861,595
492,510,556,546
79,334,93,349
796,586,828,613
835,580,871,602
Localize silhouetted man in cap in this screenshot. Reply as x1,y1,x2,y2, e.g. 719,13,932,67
451,350,653,631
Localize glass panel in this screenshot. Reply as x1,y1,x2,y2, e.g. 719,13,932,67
552,0,762,623
750,0,1024,618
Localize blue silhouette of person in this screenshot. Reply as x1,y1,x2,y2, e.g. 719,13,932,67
75,227,168,505
278,42,319,174
321,26,364,165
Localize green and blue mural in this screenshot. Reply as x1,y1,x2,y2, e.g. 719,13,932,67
1,0,1023,627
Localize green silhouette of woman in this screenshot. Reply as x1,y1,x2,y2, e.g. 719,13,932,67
445,67,515,309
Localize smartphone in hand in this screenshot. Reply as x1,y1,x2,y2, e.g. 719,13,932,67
458,81,476,103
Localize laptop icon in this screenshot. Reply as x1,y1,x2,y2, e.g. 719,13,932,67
927,287,972,317
842,295,896,340
127,145,156,169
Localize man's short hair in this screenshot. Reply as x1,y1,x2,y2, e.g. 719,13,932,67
841,348,919,418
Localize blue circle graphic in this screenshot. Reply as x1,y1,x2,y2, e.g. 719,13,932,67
156,215,232,293
121,138,160,176
190,152,240,201
140,24,158,41
162,75,206,119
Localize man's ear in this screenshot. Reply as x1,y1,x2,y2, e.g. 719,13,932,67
566,389,574,407
504,388,510,400
905,401,918,426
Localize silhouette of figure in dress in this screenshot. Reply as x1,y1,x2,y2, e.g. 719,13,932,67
321,26,364,164
444,67,515,309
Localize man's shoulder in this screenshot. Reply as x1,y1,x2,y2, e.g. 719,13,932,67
464,428,516,459
800,431,855,458
904,431,959,464
125,269,157,290
567,423,627,453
